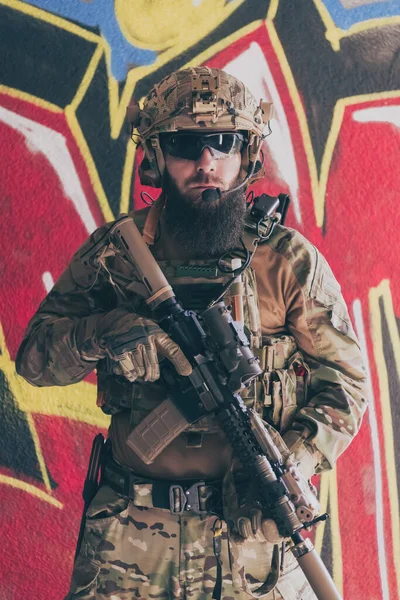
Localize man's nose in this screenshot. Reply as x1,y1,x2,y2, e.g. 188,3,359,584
195,147,216,173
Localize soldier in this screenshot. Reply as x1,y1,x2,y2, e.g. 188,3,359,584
16,67,368,600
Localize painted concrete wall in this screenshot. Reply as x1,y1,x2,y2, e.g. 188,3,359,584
1,1,399,598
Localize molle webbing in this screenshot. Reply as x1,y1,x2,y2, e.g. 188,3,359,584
157,261,235,313
255,336,298,371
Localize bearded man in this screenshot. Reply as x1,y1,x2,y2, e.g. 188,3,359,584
16,67,368,600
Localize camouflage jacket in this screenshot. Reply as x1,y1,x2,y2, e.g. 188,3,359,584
16,211,369,479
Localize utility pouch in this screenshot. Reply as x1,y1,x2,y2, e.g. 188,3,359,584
254,336,310,433
240,266,262,349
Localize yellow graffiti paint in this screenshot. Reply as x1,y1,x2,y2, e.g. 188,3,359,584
314,473,329,556
115,0,244,51
0,474,63,509
69,45,105,114
329,467,343,595
0,0,101,44
0,320,106,508
0,0,115,223
369,280,400,596
120,131,138,215
266,5,400,229
318,91,400,228
264,16,321,220
0,85,63,113
313,0,400,52
65,106,115,222
314,469,343,594
26,412,52,492
0,83,115,225
266,0,279,21
0,321,109,428
2,0,265,221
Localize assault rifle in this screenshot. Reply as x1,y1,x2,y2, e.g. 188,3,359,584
82,198,342,600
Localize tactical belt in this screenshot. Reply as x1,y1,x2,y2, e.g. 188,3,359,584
103,458,223,516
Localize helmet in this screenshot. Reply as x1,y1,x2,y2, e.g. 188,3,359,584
127,66,274,187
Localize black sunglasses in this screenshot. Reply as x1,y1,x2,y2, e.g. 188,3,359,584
160,132,246,161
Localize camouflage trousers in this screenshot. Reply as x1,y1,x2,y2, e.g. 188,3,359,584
65,485,317,600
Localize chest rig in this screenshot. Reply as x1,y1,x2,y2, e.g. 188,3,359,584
95,193,304,437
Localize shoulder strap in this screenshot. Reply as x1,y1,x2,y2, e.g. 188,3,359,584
142,192,166,246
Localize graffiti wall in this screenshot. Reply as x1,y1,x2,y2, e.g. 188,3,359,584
1,1,399,598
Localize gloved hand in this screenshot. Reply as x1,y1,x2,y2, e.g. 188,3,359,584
229,506,284,545
222,417,320,545
76,308,192,382
222,466,284,545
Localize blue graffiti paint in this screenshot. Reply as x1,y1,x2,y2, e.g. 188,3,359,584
321,0,400,30
22,0,157,81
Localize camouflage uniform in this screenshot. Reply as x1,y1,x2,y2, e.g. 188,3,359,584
16,212,368,599
67,484,315,600
16,67,368,599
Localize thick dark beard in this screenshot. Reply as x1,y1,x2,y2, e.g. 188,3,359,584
163,172,247,259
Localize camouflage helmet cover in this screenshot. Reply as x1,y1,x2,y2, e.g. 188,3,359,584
127,66,274,187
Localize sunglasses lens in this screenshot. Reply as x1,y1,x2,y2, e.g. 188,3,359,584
161,132,245,160
211,133,243,155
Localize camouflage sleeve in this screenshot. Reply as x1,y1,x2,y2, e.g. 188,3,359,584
278,229,369,477
15,224,116,387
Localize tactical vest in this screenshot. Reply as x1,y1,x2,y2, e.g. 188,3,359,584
95,197,311,436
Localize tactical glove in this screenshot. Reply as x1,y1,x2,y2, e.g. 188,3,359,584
222,418,319,544
222,468,284,545
76,308,192,382
230,507,284,545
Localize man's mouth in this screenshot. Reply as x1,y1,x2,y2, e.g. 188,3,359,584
190,185,216,189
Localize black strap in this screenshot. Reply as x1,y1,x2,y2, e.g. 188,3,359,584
103,458,222,515
212,518,223,600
